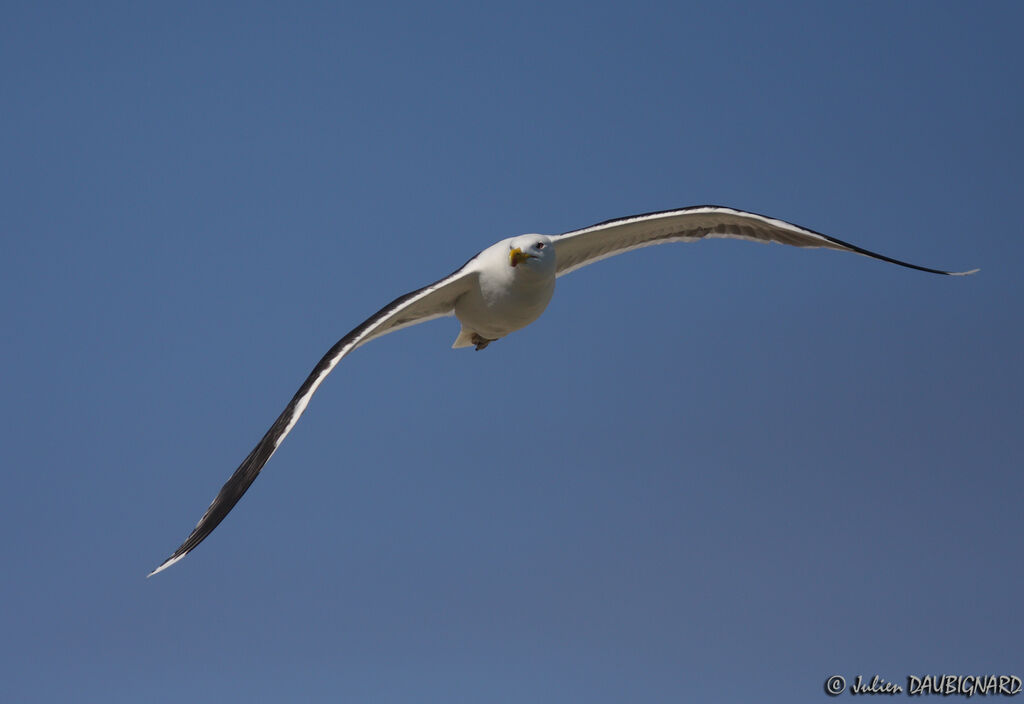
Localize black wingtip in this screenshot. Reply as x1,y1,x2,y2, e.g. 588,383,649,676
821,232,979,277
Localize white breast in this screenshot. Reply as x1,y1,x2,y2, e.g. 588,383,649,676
454,239,556,340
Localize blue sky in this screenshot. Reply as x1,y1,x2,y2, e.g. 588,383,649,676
2,1,1022,702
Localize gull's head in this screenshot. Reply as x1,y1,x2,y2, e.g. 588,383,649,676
508,234,554,271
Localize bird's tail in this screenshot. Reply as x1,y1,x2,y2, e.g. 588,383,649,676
451,327,476,349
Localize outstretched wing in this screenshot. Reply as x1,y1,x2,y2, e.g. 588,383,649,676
149,260,479,576
551,205,977,277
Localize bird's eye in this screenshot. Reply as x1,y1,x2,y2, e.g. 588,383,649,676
536,242,545,249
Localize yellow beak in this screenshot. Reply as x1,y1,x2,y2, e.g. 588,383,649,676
509,247,536,267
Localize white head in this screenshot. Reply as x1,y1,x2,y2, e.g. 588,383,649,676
507,234,555,274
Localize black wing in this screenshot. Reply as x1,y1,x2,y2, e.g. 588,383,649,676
551,205,977,277
149,264,477,575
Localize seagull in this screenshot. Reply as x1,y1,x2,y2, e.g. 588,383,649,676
149,204,976,576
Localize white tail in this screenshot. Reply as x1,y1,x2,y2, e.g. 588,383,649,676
451,327,476,349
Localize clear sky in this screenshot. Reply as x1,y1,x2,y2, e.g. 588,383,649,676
2,1,1022,702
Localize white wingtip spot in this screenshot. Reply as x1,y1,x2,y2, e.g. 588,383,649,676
949,268,980,276
147,553,186,578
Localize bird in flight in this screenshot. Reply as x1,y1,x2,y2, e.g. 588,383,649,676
149,205,976,576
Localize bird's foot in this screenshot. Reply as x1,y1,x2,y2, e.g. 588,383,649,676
471,333,494,351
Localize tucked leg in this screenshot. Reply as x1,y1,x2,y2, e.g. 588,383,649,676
471,333,495,351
